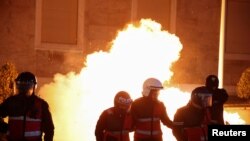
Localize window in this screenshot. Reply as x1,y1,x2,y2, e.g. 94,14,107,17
131,0,177,33
225,0,250,60
35,0,84,52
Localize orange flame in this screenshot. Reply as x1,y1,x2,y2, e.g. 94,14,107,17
38,19,245,141
224,111,246,125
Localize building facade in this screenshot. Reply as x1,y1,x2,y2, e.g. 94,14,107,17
0,0,249,94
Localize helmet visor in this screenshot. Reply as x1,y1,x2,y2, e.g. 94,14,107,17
16,81,35,94
197,93,213,108
116,97,132,110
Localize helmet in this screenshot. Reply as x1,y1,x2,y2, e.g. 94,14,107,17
191,87,212,108
114,91,132,109
142,78,163,97
15,71,37,95
205,75,219,90
15,72,37,83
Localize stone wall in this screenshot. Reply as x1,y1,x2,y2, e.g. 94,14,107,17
84,0,131,54
171,0,221,84
171,0,250,90
0,0,36,72
0,0,249,92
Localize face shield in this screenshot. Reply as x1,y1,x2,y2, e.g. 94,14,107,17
148,89,161,101
116,96,133,110
15,80,35,96
197,93,213,108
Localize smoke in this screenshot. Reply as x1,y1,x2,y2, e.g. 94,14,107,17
38,19,184,141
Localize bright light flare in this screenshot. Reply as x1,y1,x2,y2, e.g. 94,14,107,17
39,18,184,141
224,111,246,125
37,18,245,141
159,88,191,141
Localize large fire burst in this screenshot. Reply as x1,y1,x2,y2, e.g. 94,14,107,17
38,19,245,141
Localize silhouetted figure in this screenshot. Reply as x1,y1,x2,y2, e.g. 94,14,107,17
0,71,54,141
172,87,213,141
205,75,228,124
131,78,174,141
95,91,133,141
0,118,7,133
0,117,8,141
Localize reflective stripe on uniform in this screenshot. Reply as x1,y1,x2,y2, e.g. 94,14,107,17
6,127,42,137
6,131,42,139
135,130,161,135
109,130,130,135
8,116,42,138
9,116,42,122
137,117,160,122
25,131,42,137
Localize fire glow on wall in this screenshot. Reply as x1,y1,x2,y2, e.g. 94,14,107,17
38,19,244,141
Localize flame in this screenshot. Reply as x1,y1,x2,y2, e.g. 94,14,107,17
224,111,246,125
38,19,245,141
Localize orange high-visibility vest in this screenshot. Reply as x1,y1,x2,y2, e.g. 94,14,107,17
103,109,132,141
183,108,211,141
104,130,130,141
134,104,163,140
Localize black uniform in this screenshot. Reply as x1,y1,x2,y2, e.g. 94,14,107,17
95,107,132,141
210,88,228,124
0,94,54,141
130,97,173,141
204,74,229,124
172,102,205,141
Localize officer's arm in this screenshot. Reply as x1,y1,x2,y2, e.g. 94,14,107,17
172,110,185,141
220,89,229,103
0,99,9,133
0,118,8,133
95,111,107,141
42,102,54,141
216,89,229,103
130,103,137,131
0,98,9,118
160,103,174,128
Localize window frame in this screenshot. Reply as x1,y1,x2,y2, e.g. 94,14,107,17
131,0,177,33
35,0,85,52
224,0,250,61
